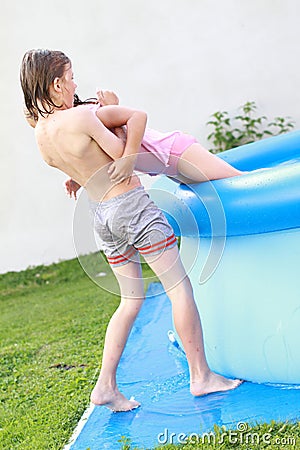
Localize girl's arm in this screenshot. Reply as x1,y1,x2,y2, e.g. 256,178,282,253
96,89,119,106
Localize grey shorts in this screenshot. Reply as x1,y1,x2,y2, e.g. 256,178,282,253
89,186,177,267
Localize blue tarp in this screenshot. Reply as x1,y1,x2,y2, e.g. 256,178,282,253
69,283,300,450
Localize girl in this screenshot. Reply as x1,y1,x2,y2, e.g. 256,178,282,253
64,90,244,199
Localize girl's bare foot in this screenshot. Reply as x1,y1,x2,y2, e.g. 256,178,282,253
190,371,243,397
91,386,140,412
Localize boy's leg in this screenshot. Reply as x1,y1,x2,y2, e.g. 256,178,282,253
177,143,244,183
143,245,243,396
91,260,144,411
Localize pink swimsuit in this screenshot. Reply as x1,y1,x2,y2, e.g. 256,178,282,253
89,104,197,176
138,128,197,176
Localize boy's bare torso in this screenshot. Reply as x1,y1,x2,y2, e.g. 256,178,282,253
34,106,140,201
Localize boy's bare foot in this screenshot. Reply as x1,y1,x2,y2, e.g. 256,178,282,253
190,371,243,397
91,387,140,412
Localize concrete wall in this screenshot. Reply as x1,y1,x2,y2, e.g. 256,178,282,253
1,0,300,273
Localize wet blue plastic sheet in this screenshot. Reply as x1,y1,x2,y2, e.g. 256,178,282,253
69,283,300,450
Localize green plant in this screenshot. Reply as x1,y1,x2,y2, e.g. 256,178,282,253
118,435,133,449
207,101,295,153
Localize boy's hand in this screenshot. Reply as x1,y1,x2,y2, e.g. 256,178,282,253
108,156,136,184
96,89,119,106
65,178,81,200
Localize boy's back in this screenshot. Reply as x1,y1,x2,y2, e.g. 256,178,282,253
35,105,140,201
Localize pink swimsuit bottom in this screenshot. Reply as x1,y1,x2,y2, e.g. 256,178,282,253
137,130,198,177
165,132,197,176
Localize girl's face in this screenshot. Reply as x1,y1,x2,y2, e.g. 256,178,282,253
61,65,77,108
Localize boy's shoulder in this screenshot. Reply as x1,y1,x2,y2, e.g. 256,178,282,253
63,104,97,128
68,104,94,118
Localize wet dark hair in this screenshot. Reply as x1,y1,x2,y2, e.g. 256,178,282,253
73,93,98,107
20,49,71,120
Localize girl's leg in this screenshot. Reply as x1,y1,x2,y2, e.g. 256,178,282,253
177,143,244,183
91,260,144,411
143,245,242,396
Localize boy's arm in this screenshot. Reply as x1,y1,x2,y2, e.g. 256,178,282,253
65,91,129,197
96,105,147,156
79,107,127,159
96,90,127,143
95,105,147,183
75,105,147,184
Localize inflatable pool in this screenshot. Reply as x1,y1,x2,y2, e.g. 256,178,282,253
149,130,300,384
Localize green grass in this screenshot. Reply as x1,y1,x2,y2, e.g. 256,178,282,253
0,257,110,449
0,257,299,450
0,256,155,450
120,421,300,449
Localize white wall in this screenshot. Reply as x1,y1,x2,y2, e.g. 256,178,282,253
1,0,300,273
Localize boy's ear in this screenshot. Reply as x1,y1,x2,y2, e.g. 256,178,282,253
53,77,62,93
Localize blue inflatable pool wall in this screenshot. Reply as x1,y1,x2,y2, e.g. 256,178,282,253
150,130,300,385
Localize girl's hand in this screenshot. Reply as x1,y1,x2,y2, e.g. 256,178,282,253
96,89,119,106
65,178,81,200
107,156,136,184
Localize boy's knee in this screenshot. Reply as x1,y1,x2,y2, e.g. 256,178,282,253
120,297,144,314
168,278,193,299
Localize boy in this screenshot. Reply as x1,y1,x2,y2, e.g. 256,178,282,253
21,49,242,412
